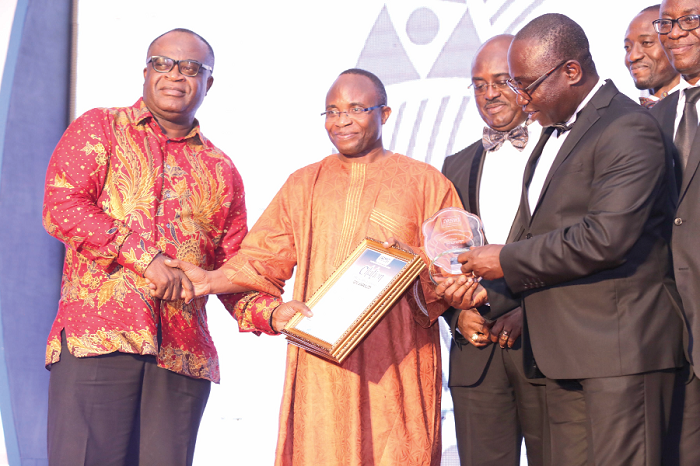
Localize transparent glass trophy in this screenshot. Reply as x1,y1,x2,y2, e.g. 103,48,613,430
422,207,485,285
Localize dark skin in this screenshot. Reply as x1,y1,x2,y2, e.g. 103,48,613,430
160,73,397,332
659,0,700,84
142,31,216,298
472,34,527,132
324,74,392,164
624,9,680,97
432,276,518,348
457,37,599,280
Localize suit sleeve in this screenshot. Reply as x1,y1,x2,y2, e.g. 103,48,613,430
501,112,669,294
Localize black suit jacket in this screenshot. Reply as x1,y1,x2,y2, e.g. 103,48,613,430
500,81,684,380
440,133,548,386
651,91,699,377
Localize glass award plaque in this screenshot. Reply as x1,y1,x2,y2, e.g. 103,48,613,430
281,238,425,364
422,207,485,285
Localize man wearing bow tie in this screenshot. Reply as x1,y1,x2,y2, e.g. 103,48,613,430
453,14,684,465
440,34,549,466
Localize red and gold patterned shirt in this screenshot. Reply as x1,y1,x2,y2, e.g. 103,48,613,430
42,98,247,382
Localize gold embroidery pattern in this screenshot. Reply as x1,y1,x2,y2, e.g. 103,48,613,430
334,163,366,266
159,344,218,381
50,173,75,189
43,100,247,382
102,124,158,227
44,328,158,366
369,209,411,241
176,146,229,239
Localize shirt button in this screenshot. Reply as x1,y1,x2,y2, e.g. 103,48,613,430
526,233,533,239
674,217,683,226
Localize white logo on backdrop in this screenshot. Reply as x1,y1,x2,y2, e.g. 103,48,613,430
357,0,545,170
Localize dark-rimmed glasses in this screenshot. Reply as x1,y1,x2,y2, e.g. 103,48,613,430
321,105,385,120
469,80,510,95
653,15,700,34
507,59,568,100
147,56,213,77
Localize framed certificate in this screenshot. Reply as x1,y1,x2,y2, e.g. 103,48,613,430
281,238,426,364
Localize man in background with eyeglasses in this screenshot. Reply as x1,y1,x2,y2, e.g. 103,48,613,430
449,13,683,465
624,4,681,108
42,28,247,465
648,1,700,464
439,34,549,466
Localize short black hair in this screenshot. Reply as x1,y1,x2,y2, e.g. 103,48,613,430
339,68,388,106
148,28,215,67
515,13,596,74
640,4,661,15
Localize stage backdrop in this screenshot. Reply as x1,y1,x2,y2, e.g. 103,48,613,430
0,0,659,464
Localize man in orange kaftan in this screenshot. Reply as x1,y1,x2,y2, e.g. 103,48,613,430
168,69,461,465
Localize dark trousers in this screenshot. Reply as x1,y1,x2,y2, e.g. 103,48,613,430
664,366,700,466
47,333,211,466
450,347,550,466
545,369,676,466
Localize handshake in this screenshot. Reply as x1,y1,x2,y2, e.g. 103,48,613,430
142,253,210,303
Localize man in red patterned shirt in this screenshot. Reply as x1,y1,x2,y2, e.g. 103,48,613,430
42,28,247,465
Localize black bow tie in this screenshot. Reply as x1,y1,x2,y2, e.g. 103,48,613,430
549,110,583,136
549,121,574,135
482,125,529,152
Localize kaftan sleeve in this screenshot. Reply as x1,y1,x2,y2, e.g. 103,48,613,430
219,174,301,333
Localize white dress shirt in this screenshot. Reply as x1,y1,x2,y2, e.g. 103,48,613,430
527,78,606,212
640,80,685,103
480,121,542,244
673,77,697,137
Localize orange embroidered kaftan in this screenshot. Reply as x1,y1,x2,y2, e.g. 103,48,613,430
223,153,461,465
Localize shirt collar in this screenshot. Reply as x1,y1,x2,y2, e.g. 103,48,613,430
679,77,697,89
132,98,204,143
563,77,606,128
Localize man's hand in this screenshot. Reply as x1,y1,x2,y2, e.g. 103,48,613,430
161,258,210,302
434,275,488,309
144,253,193,301
271,300,314,333
458,244,505,280
457,308,494,347
489,307,523,349
382,237,415,254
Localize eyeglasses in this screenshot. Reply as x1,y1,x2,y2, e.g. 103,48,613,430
147,56,213,77
321,105,385,119
469,80,511,95
653,15,700,34
507,59,568,100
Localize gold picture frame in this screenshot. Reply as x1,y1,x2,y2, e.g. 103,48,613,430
281,238,426,364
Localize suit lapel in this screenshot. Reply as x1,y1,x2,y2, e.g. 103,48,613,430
680,121,700,202
656,91,679,139
468,145,485,217
530,81,616,219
